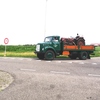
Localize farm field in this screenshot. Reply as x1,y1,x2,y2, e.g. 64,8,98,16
0,45,36,57
0,45,100,58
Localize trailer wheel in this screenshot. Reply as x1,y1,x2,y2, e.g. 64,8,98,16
37,53,44,60
44,50,55,60
79,51,88,60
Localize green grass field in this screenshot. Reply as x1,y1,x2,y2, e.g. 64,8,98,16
91,46,100,57
0,45,100,58
0,45,36,58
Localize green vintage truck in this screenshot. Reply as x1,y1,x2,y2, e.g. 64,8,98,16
34,35,95,60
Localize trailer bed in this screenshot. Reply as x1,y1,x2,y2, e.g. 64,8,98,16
62,45,95,56
63,45,95,51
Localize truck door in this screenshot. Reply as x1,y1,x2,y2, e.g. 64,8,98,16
52,37,60,52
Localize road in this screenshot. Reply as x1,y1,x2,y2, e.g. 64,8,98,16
0,57,100,100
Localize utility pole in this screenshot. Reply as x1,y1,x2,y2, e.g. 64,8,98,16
44,0,48,38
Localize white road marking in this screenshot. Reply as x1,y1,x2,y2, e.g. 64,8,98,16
61,61,67,63
20,68,36,72
36,60,41,61
55,61,61,63
50,71,70,75
92,63,97,65
68,61,72,63
88,74,100,77
79,62,84,64
46,61,51,62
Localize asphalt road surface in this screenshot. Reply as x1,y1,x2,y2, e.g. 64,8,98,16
0,57,100,100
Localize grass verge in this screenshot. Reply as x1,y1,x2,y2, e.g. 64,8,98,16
0,52,36,58
91,46,100,57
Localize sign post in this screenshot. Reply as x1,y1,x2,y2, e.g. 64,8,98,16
4,38,9,56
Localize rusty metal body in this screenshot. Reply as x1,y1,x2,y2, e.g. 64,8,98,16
61,34,85,46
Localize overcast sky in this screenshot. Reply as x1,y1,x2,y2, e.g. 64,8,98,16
0,0,100,45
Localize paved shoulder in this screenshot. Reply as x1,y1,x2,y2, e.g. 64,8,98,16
0,70,14,91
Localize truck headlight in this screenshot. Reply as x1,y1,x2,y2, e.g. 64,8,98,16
36,45,40,51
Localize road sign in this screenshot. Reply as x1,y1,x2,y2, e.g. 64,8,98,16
4,38,9,56
4,38,9,44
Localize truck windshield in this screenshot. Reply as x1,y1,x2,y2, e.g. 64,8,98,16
44,37,52,42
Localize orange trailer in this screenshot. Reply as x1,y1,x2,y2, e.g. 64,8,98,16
62,45,95,60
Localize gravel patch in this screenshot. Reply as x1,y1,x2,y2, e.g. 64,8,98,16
0,70,14,91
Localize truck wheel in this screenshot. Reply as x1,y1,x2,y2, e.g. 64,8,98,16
44,50,55,60
79,51,88,60
37,53,44,60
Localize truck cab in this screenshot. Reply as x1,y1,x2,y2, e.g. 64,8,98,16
44,36,61,51
35,36,61,60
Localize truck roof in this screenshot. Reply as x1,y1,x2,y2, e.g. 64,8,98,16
45,35,60,37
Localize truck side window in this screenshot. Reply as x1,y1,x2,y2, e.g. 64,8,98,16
53,37,58,42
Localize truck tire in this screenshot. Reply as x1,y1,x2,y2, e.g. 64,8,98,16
77,39,85,46
44,50,55,60
79,51,88,60
37,53,44,60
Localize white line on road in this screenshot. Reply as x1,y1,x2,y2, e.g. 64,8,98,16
79,62,84,64
36,60,41,61
88,74,100,77
92,63,97,65
55,61,61,63
67,61,72,63
50,71,70,75
46,61,51,62
20,68,36,72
